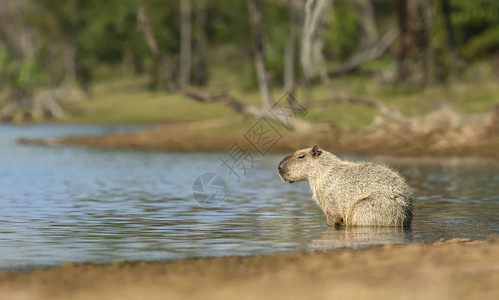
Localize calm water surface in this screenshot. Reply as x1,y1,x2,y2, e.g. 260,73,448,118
0,124,497,269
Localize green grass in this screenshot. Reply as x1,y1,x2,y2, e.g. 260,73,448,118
61,77,236,123
63,90,235,123
57,71,499,127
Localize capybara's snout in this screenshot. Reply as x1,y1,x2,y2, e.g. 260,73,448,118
278,155,291,179
278,158,286,174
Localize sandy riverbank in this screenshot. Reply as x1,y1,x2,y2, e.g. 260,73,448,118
1,237,497,300
16,115,499,157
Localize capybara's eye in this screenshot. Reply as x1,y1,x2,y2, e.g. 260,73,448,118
298,155,305,159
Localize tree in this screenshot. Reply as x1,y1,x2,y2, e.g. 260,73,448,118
248,0,272,108
283,0,300,94
300,0,331,83
397,0,433,87
136,3,310,131
354,0,378,50
0,0,67,121
192,0,208,86
179,0,192,85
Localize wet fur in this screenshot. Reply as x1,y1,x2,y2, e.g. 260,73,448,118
278,146,413,227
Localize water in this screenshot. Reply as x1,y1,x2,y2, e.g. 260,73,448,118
0,124,498,269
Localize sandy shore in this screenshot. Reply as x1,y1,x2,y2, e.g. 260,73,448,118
1,237,497,300
16,116,499,157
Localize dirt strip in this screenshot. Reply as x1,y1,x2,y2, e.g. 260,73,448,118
16,113,499,157
0,237,498,300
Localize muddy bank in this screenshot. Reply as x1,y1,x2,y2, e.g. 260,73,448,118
16,106,499,156
19,112,499,157
0,238,497,300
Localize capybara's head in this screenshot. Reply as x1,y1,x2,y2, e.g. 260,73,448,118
278,145,323,183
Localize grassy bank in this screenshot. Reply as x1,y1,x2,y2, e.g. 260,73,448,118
9,72,499,157
0,238,497,300
58,73,499,127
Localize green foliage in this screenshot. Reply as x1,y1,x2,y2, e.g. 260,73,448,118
451,0,499,59
16,60,38,94
459,24,499,59
206,0,289,88
261,1,289,85
207,0,250,46
0,51,39,96
324,1,360,61
0,50,8,89
0,0,498,100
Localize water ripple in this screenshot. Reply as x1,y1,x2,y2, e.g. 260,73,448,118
0,124,498,269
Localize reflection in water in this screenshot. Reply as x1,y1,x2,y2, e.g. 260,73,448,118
0,124,497,269
309,226,411,250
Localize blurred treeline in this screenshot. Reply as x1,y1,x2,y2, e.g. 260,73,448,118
0,0,498,121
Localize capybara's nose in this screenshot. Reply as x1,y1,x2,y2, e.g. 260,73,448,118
278,160,285,173
278,155,291,174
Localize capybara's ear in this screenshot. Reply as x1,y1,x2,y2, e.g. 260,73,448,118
312,145,322,157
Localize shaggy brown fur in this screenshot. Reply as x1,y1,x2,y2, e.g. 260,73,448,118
278,145,413,227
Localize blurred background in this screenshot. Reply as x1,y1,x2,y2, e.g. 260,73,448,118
0,0,497,126
0,0,498,274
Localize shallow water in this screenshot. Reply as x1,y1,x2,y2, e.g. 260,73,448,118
0,124,498,269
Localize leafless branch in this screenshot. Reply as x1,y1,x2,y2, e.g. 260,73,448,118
137,6,177,90
328,28,399,77
136,4,310,131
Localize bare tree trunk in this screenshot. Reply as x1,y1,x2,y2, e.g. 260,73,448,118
192,0,208,86
300,0,331,81
298,0,404,124
137,4,311,131
354,0,378,49
440,0,459,79
248,0,273,108
397,0,433,87
179,0,192,86
283,0,299,94
0,0,67,121
137,6,177,90
441,0,456,50
300,0,334,106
